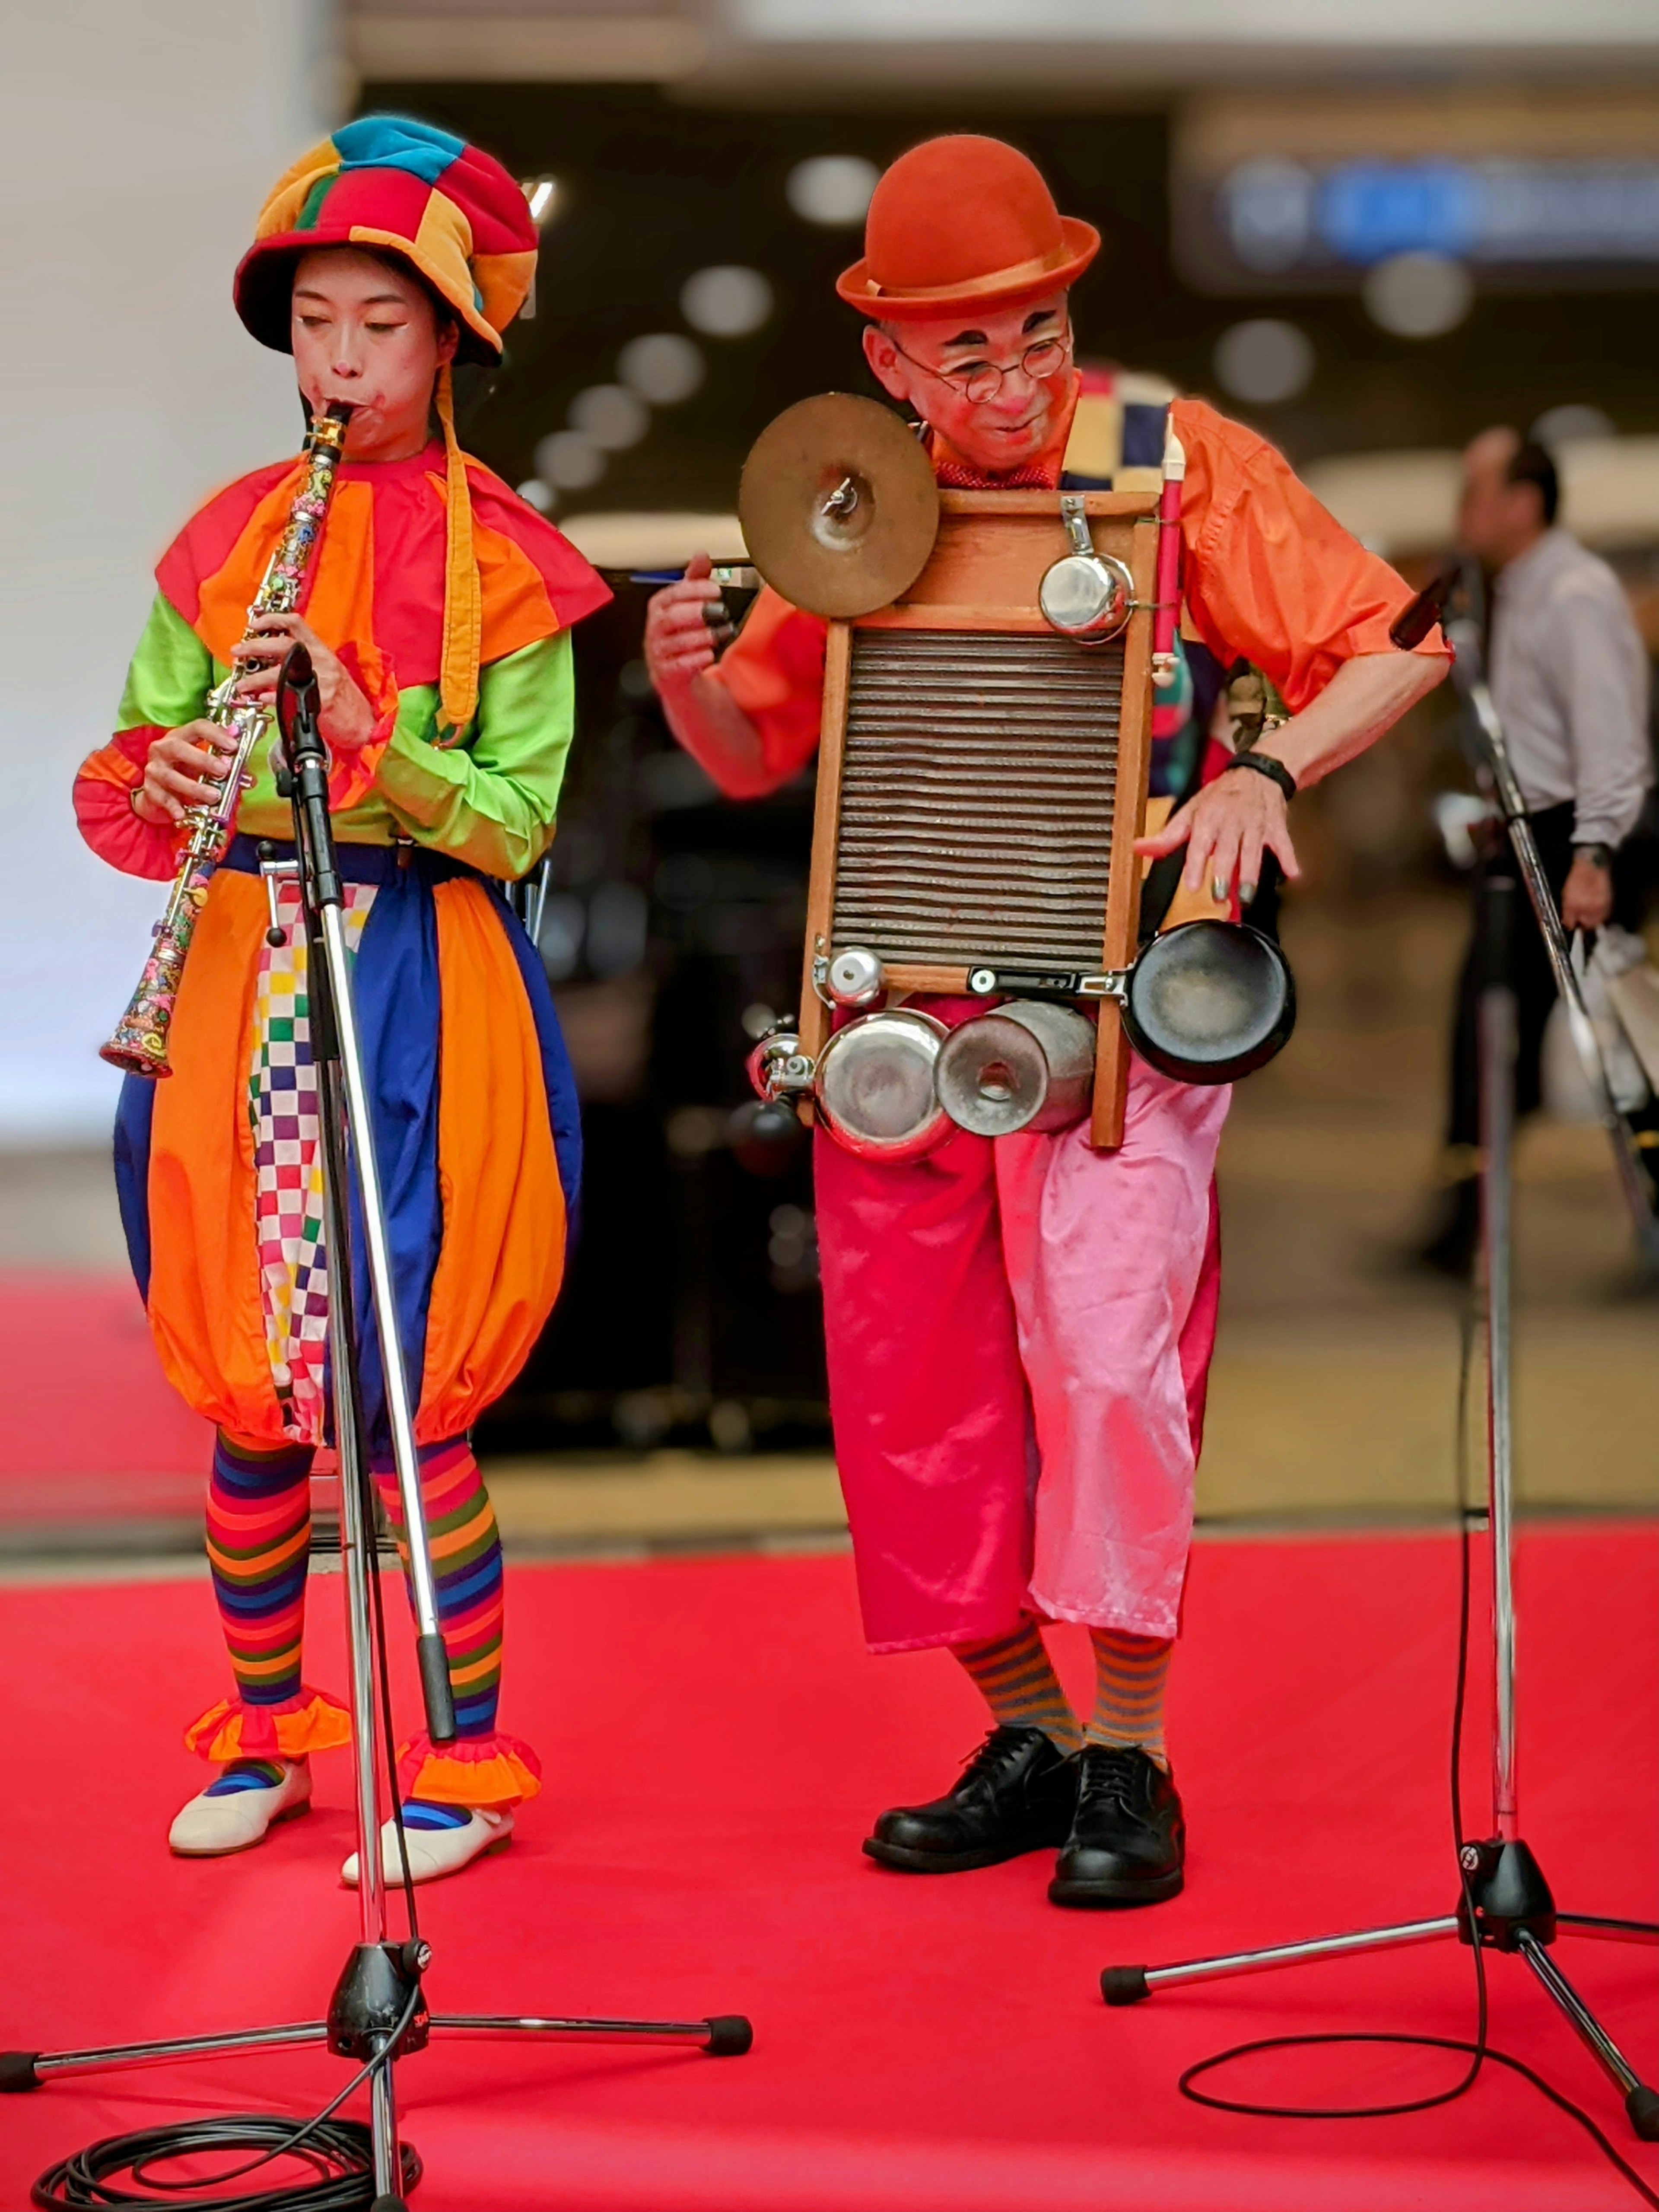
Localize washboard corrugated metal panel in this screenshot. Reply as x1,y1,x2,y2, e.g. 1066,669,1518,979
831,628,1123,971
797,488,1159,1145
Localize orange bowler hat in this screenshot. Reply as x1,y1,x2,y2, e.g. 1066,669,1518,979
836,135,1099,321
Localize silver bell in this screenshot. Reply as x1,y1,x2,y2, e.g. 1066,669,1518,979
746,1022,812,1103
824,946,885,1009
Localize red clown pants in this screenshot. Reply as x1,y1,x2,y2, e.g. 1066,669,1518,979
814,1051,1228,1653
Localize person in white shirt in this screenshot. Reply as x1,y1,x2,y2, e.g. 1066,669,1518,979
1421,429,1656,1272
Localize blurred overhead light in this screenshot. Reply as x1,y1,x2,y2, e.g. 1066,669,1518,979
1363,251,1472,338
736,0,1657,41
1223,158,1316,274
787,154,880,227
680,265,773,338
618,332,706,405
534,430,606,491
537,894,585,983
516,477,555,513
522,176,559,225
588,882,649,978
1213,319,1314,405
1530,403,1615,446
569,383,650,451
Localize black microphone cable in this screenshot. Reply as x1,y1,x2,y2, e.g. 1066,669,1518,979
1170,1298,1659,2208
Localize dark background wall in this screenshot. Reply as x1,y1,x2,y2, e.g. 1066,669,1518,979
369,81,1659,499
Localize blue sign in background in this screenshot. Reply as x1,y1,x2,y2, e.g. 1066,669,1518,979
1317,161,1481,264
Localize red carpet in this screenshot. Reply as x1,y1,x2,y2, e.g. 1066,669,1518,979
2,1529,1654,2211
0,1272,208,1517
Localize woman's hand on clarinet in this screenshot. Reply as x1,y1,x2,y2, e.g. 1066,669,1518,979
232,612,378,753
1134,763,1301,909
136,722,238,824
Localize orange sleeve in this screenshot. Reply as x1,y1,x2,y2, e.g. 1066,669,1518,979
704,585,830,795
1171,396,1449,714
74,731,186,880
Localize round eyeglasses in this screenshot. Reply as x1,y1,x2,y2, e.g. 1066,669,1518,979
892,331,1073,406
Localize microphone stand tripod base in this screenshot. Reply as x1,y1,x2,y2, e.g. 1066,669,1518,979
1100,1850,1659,2140
1099,869,1657,2142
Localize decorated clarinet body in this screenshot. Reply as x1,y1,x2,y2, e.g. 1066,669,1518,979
99,403,353,1079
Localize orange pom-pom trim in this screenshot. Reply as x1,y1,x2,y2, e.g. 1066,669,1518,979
184,1686,353,1763
396,1729,541,1808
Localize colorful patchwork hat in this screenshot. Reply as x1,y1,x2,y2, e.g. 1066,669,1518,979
235,114,537,364
837,135,1099,321
235,115,540,736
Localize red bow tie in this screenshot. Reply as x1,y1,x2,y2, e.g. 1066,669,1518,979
933,460,1059,490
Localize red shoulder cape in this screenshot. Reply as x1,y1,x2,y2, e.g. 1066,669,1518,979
156,443,610,690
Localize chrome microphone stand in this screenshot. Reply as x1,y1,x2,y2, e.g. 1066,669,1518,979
505,852,554,947
1098,575,1659,2143
3,649,750,2209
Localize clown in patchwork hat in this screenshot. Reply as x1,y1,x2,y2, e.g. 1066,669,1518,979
647,135,1450,1908
75,116,609,1885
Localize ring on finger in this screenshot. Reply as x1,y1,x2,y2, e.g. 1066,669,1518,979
1211,876,1229,903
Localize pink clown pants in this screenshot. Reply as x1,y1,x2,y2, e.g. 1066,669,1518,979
814,1046,1229,1653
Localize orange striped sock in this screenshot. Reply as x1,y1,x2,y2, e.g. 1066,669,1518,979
952,1618,1081,1753
1087,1628,1172,1770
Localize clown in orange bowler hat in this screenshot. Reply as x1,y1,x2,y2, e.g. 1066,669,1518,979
76,115,611,1885
647,135,1450,1907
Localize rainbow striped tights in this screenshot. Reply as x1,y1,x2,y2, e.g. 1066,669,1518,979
201,1429,523,1817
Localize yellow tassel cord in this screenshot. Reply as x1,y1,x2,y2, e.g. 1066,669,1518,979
435,362,483,744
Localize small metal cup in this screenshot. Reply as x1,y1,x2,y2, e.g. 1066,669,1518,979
937,1000,1096,1137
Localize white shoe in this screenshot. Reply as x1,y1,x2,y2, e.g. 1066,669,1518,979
341,1807,514,1888
168,1761,311,1856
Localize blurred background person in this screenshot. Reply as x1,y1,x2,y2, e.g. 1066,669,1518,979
1419,429,1656,1274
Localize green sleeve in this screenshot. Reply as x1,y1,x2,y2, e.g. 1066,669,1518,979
116,592,216,731
374,630,576,880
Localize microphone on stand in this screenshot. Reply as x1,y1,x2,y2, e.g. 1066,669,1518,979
275,641,322,762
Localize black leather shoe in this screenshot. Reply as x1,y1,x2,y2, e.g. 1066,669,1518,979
864,1725,1080,1873
1048,1744,1185,1907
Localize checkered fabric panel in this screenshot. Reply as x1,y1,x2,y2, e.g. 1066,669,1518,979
250,883,377,1443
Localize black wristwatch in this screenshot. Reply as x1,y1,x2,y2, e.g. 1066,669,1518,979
1573,841,1614,871
1221,749,1298,803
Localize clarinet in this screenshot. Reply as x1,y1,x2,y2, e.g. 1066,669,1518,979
100,402,353,1079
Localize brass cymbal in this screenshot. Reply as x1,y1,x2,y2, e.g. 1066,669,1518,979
738,394,940,620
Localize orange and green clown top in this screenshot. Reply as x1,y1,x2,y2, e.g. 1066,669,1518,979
74,444,610,1458
77,440,609,879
